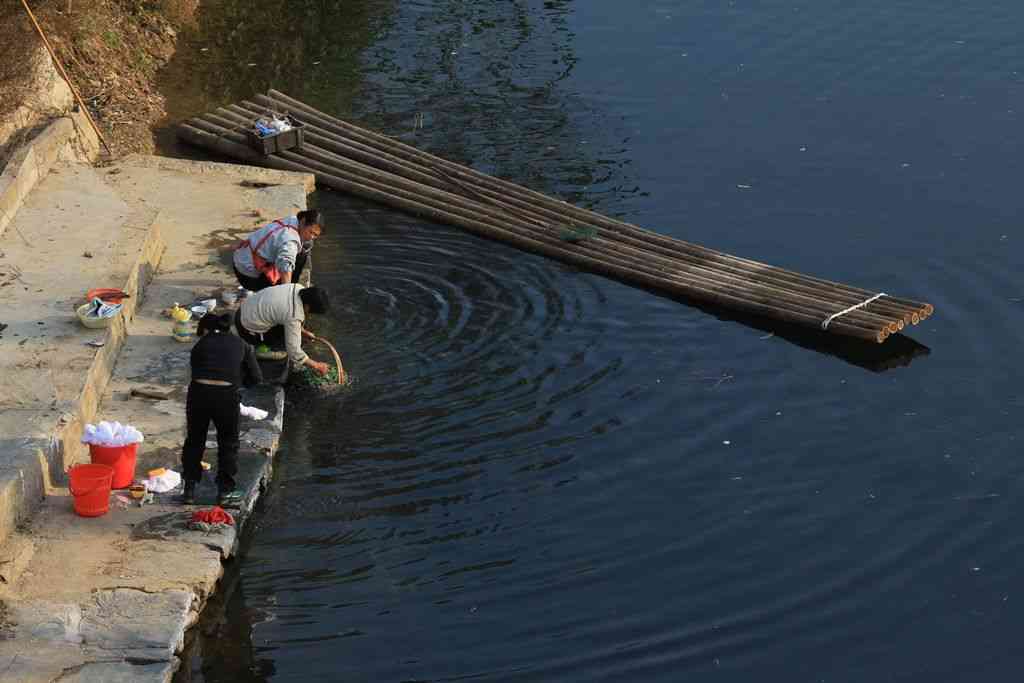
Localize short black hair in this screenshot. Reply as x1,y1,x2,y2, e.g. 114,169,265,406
197,312,232,335
297,209,323,230
299,286,329,315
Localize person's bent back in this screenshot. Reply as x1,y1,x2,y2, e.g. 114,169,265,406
233,210,324,292
234,284,331,376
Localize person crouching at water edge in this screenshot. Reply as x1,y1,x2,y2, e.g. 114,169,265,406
235,283,332,376
233,209,324,292
182,313,263,506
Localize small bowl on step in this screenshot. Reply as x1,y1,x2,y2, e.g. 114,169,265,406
76,303,115,329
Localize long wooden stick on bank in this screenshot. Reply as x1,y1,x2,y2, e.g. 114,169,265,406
19,0,111,155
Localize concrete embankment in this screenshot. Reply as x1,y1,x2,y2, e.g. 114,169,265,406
0,115,315,681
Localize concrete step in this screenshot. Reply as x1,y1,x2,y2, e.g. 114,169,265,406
0,155,312,683
0,162,166,548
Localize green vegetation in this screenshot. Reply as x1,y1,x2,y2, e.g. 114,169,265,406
558,225,598,243
297,364,339,386
102,30,122,49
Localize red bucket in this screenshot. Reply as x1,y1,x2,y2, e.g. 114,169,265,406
88,443,138,489
69,463,114,517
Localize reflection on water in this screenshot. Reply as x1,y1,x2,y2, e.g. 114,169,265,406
659,292,932,373
173,0,1024,681
156,0,393,151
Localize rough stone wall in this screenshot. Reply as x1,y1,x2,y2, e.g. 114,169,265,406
0,46,75,164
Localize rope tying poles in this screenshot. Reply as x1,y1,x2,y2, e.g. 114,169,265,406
821,293,887,330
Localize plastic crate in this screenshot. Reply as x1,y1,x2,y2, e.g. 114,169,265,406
247,119,305,156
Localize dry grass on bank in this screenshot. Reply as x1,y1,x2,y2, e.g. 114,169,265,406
0,0,197,155
0,1,45,118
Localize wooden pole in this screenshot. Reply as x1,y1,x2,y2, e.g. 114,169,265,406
260,90,928,315
185,116,895,340
179,120,888,342
254,92,931,322
179,95,936,343
198,111,905,335
228,102,919,330
19,0,112,155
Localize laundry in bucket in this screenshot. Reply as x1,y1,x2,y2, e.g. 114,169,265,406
82,421,144,447
253,115,293,137
83,297,122,320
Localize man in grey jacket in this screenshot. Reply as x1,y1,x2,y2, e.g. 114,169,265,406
235,284,332,375
233,210,323,291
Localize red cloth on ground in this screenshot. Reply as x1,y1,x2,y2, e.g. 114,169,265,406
190,506,235,525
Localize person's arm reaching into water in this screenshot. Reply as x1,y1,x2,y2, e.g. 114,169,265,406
285,318,329,375
305,357,330,375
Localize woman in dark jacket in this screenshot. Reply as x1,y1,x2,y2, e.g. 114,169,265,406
181,313,262,506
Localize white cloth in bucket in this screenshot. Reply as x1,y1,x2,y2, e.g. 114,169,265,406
82,421,144,446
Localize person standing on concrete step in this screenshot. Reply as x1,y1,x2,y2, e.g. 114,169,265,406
233,209,324,291
235,283,332,376
181,313,263,507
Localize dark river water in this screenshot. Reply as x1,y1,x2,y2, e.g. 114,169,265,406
164,1,1024,681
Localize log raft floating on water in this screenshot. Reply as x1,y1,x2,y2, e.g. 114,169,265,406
177,91,934,344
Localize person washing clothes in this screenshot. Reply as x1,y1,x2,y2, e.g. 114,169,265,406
181,313,263,506
233,209,324,292
235,283,332,376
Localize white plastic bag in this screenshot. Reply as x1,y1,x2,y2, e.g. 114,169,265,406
239,404,268,421
146,469,182,493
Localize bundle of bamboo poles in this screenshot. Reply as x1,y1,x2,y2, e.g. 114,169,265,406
177,90,933,344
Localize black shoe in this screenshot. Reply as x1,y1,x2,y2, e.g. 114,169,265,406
181,481,196,505
217,489,243,507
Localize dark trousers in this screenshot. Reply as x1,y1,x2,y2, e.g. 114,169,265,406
234,251,307,292
234,309,287,350
182,382,240,491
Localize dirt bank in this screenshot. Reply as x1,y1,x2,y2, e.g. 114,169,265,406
0,0,197,158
